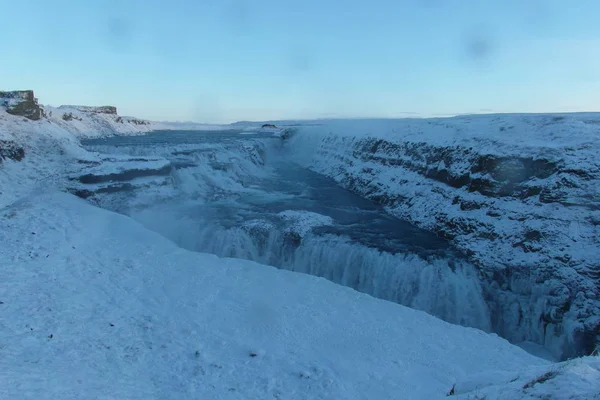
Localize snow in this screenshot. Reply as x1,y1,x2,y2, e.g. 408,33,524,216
452,356,600,399
1,103,599,398
0,191,557,399
517,341,558,362
278,210,334,237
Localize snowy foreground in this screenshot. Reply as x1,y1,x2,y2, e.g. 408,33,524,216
1,100,599,398
1,192,598,399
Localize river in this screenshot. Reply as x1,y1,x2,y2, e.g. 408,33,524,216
83,129,491,331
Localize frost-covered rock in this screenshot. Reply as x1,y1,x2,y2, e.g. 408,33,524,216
64,105,118,114
67,156,173,200
0,140,25,162
0,90,42,120
285,115,600,361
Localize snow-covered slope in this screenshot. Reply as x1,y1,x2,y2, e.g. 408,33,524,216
3,191,596,399
285,115,600,361
0,107,92,208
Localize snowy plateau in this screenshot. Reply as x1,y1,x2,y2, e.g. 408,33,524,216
0,91,599,399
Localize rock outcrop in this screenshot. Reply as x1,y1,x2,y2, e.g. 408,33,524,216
0,140,25,162
0,90,42,120
67,157,173,200
65,105,118,115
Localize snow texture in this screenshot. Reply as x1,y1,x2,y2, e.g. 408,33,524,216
278,210,334,237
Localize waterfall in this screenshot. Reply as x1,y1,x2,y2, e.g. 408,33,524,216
86,132,492,335
133,205,491,332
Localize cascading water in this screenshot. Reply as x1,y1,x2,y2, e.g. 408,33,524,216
83,130,492,333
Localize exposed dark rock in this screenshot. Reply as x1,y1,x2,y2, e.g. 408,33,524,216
452,196,484,211
0,140,25,162
67,105,118,114
511,240,542,253
71,189,94,199
460,200,483,211
74,165,172,184
69,178,171,200
96,106,117,114
283,231,302,247
76,159,101,166
62,112,82,121
357,138,561,199
261,124,277,129
95,183,136,194
524,229,542,242
128,118,149,125
0,90,42,120
563,320,600,359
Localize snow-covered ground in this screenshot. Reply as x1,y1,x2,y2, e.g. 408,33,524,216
1,98,599,398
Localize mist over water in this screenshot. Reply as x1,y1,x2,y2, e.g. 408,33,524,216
83,130,491,331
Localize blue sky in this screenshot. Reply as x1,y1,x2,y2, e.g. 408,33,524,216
2,1,599,123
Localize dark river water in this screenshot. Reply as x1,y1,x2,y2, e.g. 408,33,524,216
82,130,491,331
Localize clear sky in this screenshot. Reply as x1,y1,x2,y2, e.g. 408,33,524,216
1,1,599,123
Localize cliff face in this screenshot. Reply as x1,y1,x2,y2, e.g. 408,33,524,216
0,90,42,120
286,115,600,360
61,105,118,115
